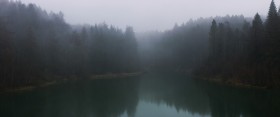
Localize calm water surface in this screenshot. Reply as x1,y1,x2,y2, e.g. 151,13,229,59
1,73,280,117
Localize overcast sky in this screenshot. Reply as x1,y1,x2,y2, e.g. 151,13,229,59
19,0,280,32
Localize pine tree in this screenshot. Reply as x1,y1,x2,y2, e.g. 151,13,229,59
250,13,264,61
266,0,278,39
224,22,234,60
265,0,280,67
209,20,217,58
217,23,225,59
46,30,59,74
22,27,41,81
0,19,14,86
124,26,138,71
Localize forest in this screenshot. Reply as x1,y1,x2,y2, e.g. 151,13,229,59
0,1,139,89
197,0,280,87
0,0,280,89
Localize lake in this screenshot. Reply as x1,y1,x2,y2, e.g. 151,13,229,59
1,73,280,117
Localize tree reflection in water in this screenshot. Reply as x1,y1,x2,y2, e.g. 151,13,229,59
0,73,280,117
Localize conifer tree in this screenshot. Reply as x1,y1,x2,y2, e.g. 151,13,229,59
217,23,225,58
0,19,14,85
209,20,217,58
24,27,40,78
250,13,264,60
266,0,278,38
265,0,280,67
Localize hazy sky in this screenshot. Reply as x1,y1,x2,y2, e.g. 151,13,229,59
19,0,280,32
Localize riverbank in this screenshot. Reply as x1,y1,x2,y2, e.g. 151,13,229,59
195,76,270,90
90,72,143,79
0,72,143,94
194,64,280,89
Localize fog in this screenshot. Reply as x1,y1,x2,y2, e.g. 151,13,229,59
19,0,279,32
1,1,280,116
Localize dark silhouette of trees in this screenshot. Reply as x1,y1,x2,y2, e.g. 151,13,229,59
1,0,280,88
250,13,264,61
21,28,40,79
0,1,140,89
209,20,218,59
138,15,249,72
199,0,280,87
265,0,280,67
123,27,139,72
0,19,14,88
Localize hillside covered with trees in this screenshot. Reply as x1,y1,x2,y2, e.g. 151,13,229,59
1,0,280,90
138,0,280,88
0,1,139,89
197,0,280,87
138,15,250,71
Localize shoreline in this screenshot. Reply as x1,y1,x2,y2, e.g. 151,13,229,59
0,72,143,94
195,76,269,90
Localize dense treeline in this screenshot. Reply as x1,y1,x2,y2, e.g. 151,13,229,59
138,15,250,71
0,1,138,88
138,1,280,87
1,0,280,89
198,0,280,87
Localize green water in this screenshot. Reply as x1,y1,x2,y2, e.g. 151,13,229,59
1,73,280,117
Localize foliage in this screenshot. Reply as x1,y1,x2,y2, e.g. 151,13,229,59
198,0,280,87
0,1,139,88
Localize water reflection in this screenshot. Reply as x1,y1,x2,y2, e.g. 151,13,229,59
199,81,280,117
0,79,140,117
139,73,211,116
0,73,280,117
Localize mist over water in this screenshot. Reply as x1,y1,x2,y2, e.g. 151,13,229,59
1,0,280,117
